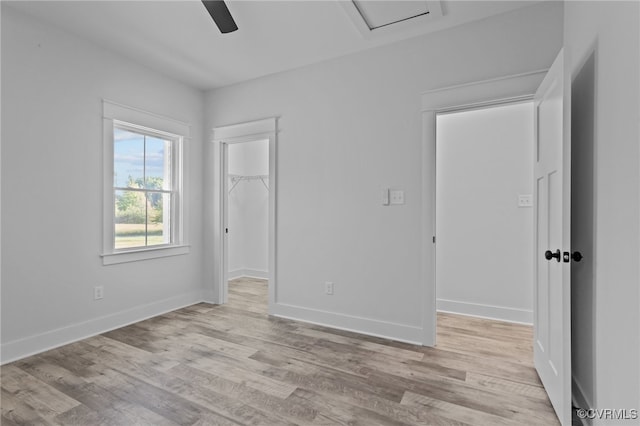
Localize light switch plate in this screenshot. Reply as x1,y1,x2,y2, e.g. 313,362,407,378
325,282,334,295
382,188,390,205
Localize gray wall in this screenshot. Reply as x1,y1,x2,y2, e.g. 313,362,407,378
1,6,206,362
204,2,564,341
564,1,640,420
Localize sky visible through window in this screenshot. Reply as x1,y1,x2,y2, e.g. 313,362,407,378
114,128,168,188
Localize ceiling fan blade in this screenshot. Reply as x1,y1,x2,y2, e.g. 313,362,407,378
202,0,238,34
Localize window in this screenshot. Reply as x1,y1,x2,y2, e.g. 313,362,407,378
113,124,177,249
103,101,189,264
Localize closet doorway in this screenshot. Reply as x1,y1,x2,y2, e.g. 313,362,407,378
226,139,269,281
213,117,277,310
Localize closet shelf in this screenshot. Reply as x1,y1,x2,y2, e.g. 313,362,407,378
229,174,269,193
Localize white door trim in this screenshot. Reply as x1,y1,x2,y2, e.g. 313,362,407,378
212,118,278,312
420,70,547,346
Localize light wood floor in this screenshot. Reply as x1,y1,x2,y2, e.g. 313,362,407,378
1,278,559,425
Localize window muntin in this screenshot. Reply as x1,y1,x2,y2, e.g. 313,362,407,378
112,124,179,251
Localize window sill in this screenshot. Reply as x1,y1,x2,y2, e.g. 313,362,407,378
101,245,190,265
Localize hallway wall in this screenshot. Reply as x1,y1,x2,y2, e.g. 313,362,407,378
436,102,534,324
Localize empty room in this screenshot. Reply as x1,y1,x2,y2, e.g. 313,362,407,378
1,1,638,425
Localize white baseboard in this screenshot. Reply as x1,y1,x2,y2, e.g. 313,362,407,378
2,293,422,364
229,269,269,280
202,288,218,305
436,298,533,324
0,291,203,365
271,302,424,345
572,376,593,426
228,269,244,280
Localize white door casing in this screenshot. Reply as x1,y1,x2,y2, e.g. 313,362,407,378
421,69,549,346
420,57,572,426
221,141,230,303
533,49,572,426
212,118,278,310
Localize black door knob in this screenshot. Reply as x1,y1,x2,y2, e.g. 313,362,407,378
545,249,561,262
571,251,583,262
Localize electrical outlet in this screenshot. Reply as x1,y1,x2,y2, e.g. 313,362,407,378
94,286,104,300
325,282,334,295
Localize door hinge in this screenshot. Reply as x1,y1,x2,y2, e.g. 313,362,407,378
433,236,436,244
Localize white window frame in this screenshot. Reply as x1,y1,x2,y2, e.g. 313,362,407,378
102,100,190,265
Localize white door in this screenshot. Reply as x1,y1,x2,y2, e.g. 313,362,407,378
533,49,572,425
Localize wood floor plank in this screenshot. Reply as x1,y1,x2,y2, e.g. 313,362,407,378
287,388,413,426
1,388,54,426
186,322,374,379
295,326,424,362
368,369,558,424
293,386,466,426
81,344,297,425
0,277,559,425
171,332,259,359
260,357,405,404
418,345,543,387
52,404,127,426
312,338,468,382
82,334,180,372
88,368,223,426
186,353,298,399
167,363,318,424
1,364,81,418
465,371,550,400
101,323,172,354
401,390,519,426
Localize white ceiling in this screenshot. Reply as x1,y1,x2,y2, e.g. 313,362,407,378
6,1,542,91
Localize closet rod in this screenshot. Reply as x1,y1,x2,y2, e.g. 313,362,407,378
228,174,269,193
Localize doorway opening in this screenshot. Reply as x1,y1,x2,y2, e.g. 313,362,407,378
213,117,277,311
435,101,535,362
226,139,270,308
422,62,572,424
227,140,269,280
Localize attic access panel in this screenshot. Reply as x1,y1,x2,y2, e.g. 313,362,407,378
342,0,443,38
353,0,429,30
